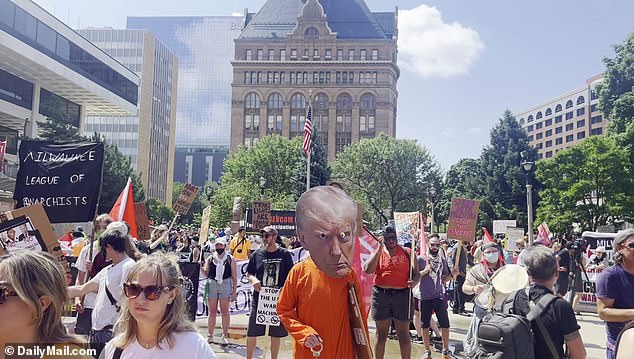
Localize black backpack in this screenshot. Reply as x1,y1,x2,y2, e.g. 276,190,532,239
476,288,560,359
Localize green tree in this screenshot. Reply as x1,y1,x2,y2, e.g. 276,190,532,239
146,197,175,224
477,110,538,231
536,136,634,233
293,127,331,197
332,134,442,226
599,31,634,166
37,97,82,142
210,135,304,227
436,158,485,230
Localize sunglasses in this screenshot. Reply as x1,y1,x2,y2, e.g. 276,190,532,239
123,283,173,301
0,286,18,305
429,243,440,247
624,242,634,249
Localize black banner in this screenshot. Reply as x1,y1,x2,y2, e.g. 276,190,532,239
13,141,104,223
245,209,296,237
179,262,200,321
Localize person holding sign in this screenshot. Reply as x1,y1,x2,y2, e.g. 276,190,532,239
245,226,294,359
278,186,370,359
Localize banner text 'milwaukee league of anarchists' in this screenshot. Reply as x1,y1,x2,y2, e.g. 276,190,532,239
13,141,104,223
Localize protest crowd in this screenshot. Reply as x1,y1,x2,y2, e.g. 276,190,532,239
1,180,634,359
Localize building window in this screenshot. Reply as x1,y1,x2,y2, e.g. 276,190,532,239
267,93,283,133
304,27,319,40
268,49,275,60
566,135,574,142
536,111,543,119
360,49,366,61
577,131,585,139
303,48,309,60
519,118,525,126
244,71,250,84
555,104,562,113
528,135,534,142
246,49,252,60
527,125,534,132
313,49,319,59
244,93,260,132
527,115,533,122
314,93,329,149
565,100,573,109
545,129,552,137
325,49,332,59
577,119,585,128
555,115,562,123
565,111,573,120
337,49,343,61
591,90,599,100
591,115,603,124
577,107,585,116
591,127,603,136
556,138,563,145
545,140,552,147
280,49,286,61
577,96,585,105
257,49,263,60
545,119,552,126
267,72,273,84
291,49,297,59
566,123,573,131
536,122,543,129
555,127,562,134
591,104,598,112
360,93,376,135
536,133,543,140
545,108,552,116
372,49,378,60
290,93,306,134
336,93,353,153
348,49,355,61
546,151,553,158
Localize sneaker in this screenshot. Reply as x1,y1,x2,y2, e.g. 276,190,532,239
423,349,432,359
412,335,424,344
207,334,213,343
219,335,229,345
442,349,451,359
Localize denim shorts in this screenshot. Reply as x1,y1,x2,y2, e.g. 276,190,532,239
207,278,232,300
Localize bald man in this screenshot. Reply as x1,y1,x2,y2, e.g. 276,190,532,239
277,186,370,359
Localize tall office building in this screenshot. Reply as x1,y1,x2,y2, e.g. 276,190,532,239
516,74,606,160
126,16,243,186
0,0,138,210
78,29,178,204
230,0,399,161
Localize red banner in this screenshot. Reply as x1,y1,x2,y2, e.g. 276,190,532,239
353,229,379,315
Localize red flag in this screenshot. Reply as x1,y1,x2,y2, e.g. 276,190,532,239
483,227,495,243
353,228,379,316
109,177,138,238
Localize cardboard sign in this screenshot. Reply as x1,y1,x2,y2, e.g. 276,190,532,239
13,141,104,223
394,211,420,246
173,183,200,215
506,227,525,251
255,287,281,326
493,220,517,234
200,205,212,241
245,209,295,236
134,202,150,242
447,197,480,242
252,201,271,231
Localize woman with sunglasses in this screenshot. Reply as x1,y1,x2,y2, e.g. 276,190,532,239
103,252,216,358
0,250,88,353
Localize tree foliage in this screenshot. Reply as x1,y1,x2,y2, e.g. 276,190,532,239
599,31,634,166
293,128,331,197
536,136,634,233
331,134,442,227
210,135,304,227
98,138,145,213
146,197,175,224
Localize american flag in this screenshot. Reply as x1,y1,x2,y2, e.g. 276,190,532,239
302,104,313,156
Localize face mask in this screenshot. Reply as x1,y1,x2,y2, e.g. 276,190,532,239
485,252,498,264
429,248,439,255
216,248,225,255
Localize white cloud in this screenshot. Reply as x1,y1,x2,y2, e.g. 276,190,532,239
398,4,484,78
467,127,483,134
440,127,455,136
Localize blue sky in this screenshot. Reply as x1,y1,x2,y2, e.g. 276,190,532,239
36,0,634,169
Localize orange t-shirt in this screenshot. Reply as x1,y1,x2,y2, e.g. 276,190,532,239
374,246,411,288
277,258,369,359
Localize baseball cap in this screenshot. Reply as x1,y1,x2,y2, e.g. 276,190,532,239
595,246,606,253
260,226,278,235
215,236,228,246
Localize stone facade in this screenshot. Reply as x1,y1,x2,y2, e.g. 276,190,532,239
230,0,399,161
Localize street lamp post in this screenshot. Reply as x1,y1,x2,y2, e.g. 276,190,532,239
429,186,437,233
258,176,267,200
520,152,536,245
204,182,217,202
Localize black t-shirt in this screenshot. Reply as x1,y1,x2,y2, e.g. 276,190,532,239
557,249,571,272
513,285,581,359
246,247,294,292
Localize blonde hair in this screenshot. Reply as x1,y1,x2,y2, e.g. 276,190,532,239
113,252,195,350
0,250,85,345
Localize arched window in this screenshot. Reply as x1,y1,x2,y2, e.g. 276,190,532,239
336,93,352,154
244,93,260,132
519,118,525,126
304,27,319,40
555,104,562,113
360,93,376,136
290,93,306,134
267,93,283,133
536,111,543,119
314,93,329,148
565,100,573,109
545,108,552,116
527,115,534,123
577,96,585,105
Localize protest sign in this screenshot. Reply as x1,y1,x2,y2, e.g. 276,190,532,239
255,287,282,326
447,198,480,242
13,141,104,223
394,211,420,246
134,202,150,242
245,209,296,236
505,227,525,251
0,216,46,254
252,201,271,231
493,220,517,234
179,262,200,321
200,205,212,242
173,183,200,215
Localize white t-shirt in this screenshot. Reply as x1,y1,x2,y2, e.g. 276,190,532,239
102,331,217,359
89,257,135,331
75,242,100,308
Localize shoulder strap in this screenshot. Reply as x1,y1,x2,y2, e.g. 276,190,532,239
527,290,560,359
400,246,410,262
113,347,123,359
104,275,120,312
